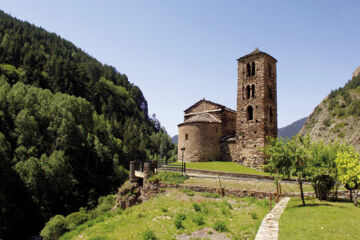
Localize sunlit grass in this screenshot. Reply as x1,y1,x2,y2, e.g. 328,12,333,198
60,189,272,240
279,198,360,240
181,161,271,176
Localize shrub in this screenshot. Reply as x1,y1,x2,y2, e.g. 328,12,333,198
213,220,228,232
174,213,186,229
65,210,89,231
250,212,258,220
192,215,205,226
40,215,67,240
181,188,195,197
174,218,184,229
192,203,201,212
142,229,157,240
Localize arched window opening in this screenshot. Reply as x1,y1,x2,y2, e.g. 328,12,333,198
251,84,255,98
185,134,189,140
246,85,251,99
251,62,256,76
247,106,253,121
269,106,273,122
246,63,251,77
268,86,273,99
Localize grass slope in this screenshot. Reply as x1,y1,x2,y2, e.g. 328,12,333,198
279,198,360,240
61,189,272,240
183,161,271,176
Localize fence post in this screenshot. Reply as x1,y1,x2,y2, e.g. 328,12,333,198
130,161,136,183
269,194,272,212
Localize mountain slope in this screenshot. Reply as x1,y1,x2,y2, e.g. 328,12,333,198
0,10,175,239
278,117,308,139
300,68,360,150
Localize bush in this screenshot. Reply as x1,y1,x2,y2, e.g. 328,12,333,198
311,170,335,200
192,203,201,212
40,215,67,240
181,188,194,197
213,220,228,232
174,213,186,229
174,218,184,229
250,212,258,220
65,210,89,231
191,215,205,226
142,229,157,240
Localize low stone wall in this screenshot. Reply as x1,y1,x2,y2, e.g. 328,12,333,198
159,183,276,199
185,168,282,181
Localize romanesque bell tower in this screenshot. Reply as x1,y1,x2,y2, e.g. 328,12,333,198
236,49,278,168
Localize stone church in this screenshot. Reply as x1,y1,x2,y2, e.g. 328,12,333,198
178,49,278,168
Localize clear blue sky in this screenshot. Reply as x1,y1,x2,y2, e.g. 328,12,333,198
2,0,360,136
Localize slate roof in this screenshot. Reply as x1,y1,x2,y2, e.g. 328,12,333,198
184,113,221,123
237,48,277,62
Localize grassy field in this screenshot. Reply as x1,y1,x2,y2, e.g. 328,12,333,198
279,198,360,240
183,177,313,194
60,189,273,240
181,161,271,176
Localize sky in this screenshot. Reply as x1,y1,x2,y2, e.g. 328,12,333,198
1,0,360,136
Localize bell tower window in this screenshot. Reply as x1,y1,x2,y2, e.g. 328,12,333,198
247,106,254,121
246,85,251,99
246,63,251,77
251,62,255,76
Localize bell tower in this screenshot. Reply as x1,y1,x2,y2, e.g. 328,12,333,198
235,49,278,168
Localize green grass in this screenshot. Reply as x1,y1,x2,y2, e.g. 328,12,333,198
182,161,271,176
183,177,313,194
60,189,272,240
279,198,360,240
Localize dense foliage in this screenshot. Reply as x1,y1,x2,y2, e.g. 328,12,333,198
335,150,360,205
264,135,355,205
0,10,175,239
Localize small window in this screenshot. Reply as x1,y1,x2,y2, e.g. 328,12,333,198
268,86,273,99
251,84,255,98
185,134,188,140
251,62,255,76
246,85,251,99
246,63,251,77
269,106,273,122
247,106,253,121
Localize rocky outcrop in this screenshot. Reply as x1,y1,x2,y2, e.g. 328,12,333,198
300,67,360,150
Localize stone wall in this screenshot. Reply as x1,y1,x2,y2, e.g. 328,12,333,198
221,110,236,137
220,139,239,162
178,122,222,162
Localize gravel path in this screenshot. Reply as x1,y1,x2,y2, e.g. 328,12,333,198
255,197,290,240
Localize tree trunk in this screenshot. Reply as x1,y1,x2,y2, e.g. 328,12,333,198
299,179,305,206
350,189,353,202
353,189,358,206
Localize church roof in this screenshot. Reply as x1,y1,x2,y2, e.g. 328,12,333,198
184,99,235,113
237,48,277,62
184,113,221,123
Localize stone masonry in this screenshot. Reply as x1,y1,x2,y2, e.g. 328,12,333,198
178,49,278,168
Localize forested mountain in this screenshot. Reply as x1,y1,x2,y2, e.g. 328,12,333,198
300,68,360,150
278,117,307,139
0,10,175,239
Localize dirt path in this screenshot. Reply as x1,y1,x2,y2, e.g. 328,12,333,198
255,197,290,240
